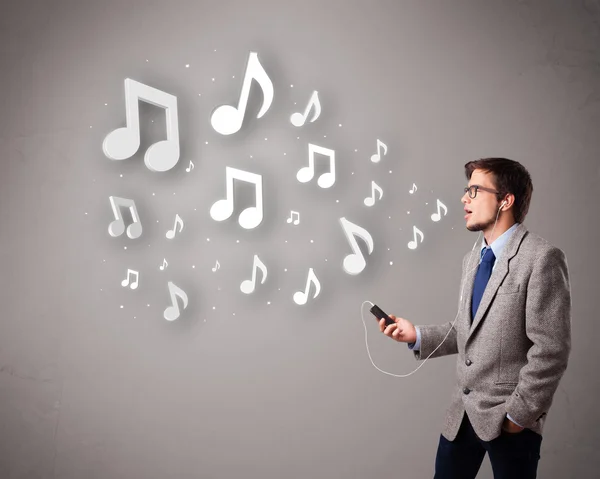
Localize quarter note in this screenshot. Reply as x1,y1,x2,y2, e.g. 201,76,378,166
297,143,336,188
370,139,388,163
108,196,143,239
339,217,374,275
186,160,194,173
159,258,168,271
210,167,263,229
409,183,417,194
211,51,274,135
287,210,300,225
121,269,139,290
364,181,383,207
293,268,321,305
102,78,180,172
212,260,220,272
408,226,424,250
290,90,321,127
163,281,189,321
166,214,184,239
431,199,448,222
240,254,268,294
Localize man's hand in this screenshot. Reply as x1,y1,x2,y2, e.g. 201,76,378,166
502,416,525,434
379,315,417,344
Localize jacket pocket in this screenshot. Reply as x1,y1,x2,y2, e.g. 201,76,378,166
497,283,520,295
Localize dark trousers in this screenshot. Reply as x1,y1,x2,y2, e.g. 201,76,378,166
434,412,542,479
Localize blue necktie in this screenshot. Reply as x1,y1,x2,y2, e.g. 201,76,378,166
471,247,496,323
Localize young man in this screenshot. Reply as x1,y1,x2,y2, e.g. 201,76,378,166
380,158,571,479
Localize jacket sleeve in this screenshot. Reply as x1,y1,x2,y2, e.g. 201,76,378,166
412,252,470,361
505,246,572,427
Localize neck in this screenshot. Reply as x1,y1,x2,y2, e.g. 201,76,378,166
484,218,516,246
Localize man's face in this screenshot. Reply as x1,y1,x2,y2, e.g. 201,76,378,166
462,170,501,233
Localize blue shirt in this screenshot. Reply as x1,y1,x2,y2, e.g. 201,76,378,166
407,223,523,426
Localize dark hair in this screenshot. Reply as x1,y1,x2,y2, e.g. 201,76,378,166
464,157,533,223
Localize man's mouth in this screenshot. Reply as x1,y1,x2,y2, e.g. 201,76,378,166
464,208,472,218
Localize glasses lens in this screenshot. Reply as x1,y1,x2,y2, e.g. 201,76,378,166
469,186,477,198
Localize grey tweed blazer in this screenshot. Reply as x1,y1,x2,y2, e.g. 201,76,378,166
413,223,571,441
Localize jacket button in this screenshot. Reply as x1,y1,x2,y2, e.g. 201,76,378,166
463,387,470,394
465,359,472,366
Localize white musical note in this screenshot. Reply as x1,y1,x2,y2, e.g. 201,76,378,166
166,214,184,239
108,196,143,239
370,139,388,163
339,217,374,275
431,199,448,222
293,268,321,305
211,52,274,135
121,269,139,290
364,181,383,207
290,90,321,127
102,78,180,172
408,226,424,250
159,258,168,271
409,183,418,194
240,254,268,294
287,210,300,225
163,281,189,321
186,160,194,173
212,260,220,272
210,167,263,229
297,143,336,188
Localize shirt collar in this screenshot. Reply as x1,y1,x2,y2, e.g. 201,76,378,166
480,223,520,261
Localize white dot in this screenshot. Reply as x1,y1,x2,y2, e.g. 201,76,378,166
285,240,287,243
152,192,155,196
389,170,392,173
232,75,235,78
205,141,208,145
124,246,127,250
212,78,215,82
134,316,136,319
214,49,217,52
120,174,123,178
147,304,150,307
173,192,176,195
198,93,201,96
389,216,391,219
324,135,327,138
84,212,88,215
204,319,206,322
351,172,354,175
355,149,358,152
185,64,190,68
103,259,106,262
264,137,267,140
267,301,271,305
89,125,92,128
407,211,410,214
212,306,216,310
192,265,195,269
297,136,300,139
388,248,390,251
290,84,294,88
194,208,197,211
146,59,149,62
310,240,314,243
283,152,286,156
207,238,210,241
339,124,342,127
284,268,287,272
250,155,253,158
120,305,124,309
236,240,240,243
156,220,159,223
104,103,108,106
390,261,394,266
100,289,103,292
233,312,235,316
336,199,339,203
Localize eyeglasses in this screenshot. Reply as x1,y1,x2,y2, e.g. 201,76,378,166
464,185,499,199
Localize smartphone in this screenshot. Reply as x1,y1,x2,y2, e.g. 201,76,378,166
370,304,395,326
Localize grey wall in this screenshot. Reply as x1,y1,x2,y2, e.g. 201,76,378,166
1,0,599,477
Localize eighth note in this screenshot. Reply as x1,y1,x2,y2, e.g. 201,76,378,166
108,196,142,239
159,258,168,271
364,181,383,207
210,167,263,229
186,161,194,173
287,210,300,226
212,260,220,272
121,269,139,290
211,51,274,135
431,199,448,222
240,254,268,294
297,143,336,189
339,217,374,275
370,139,388,163
293,268,321,305
163,281,189,321
166,214,184,239
408,226,424,250
290,90,321,127
409,183,418,194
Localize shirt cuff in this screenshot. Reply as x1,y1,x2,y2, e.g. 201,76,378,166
407,327,421,350
506,413,524,428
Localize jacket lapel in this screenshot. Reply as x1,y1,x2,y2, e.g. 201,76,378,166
465,223,528,342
